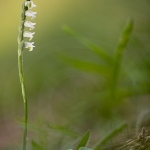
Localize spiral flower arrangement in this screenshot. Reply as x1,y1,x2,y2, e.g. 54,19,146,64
18,0,36,52
17,0,37,150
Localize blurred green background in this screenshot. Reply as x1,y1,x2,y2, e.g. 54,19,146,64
1,0,150,149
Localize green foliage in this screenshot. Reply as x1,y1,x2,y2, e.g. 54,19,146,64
76,130,90,150
61,20,133,115
111,19,133,101
63,25,113,65
32,141,45,150
47,123,79,137
56,52,111,76
93,122,127,150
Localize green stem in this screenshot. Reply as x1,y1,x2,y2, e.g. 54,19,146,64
17,1,29,149
18,47,28,150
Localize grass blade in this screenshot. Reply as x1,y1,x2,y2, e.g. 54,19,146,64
93,122,127,150
114,19,133,59
76,130,90,150
47,123,79,137
56,52,111,76
32,141,45,150
111,19,133,100
63,25,113,64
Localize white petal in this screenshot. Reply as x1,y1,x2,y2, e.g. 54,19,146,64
25,1,36,9
25,11,37,20
24,21,36,30
23,31,35,41
32,2,36,8
24,42,35,51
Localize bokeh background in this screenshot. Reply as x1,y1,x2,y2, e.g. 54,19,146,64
0,0,150,149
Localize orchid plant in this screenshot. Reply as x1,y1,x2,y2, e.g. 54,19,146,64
17,0,37,149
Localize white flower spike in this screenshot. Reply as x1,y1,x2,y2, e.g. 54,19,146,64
24,42,35,51
25,1,36,10
24,21,36,30
23,31,35,41
25,10,37,20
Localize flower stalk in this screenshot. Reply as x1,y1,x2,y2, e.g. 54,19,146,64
17,0,36,150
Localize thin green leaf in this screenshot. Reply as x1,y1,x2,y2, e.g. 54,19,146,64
56,52,111,76
47,123,79,137
114,19,133,59
94,122,127,150
32,141,45,150
63,25,113,64
76,130,90,150
111,19,133,100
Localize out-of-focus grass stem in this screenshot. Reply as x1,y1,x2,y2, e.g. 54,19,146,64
111,19,133,101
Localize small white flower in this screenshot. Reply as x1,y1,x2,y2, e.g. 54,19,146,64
23,31,35,41
24,42,35,51
25,1,36,9
24,21,36,30
25,10,37,20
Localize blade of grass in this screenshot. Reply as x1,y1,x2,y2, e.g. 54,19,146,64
55,52,111,76
93,122,127,150
63,25,113,65
47,123,79,138
76,130,90,150
32,141,45,150
111,19,133,101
